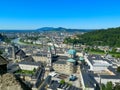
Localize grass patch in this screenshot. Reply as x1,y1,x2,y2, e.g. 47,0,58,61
15,70,35,75
89,51,120,58
19,40,42,47
88,51,105,55
109,52,120,58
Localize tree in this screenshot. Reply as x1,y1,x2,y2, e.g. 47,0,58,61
101,82,120,90
114,84,120,90
117,67,120,72
116,55,120,58
101,84,106,90
63,27,120,47
60,79,65,84
112,48,117,53
0,50,2,55
33,68,36,72
4,38,11,44
106,81,113,90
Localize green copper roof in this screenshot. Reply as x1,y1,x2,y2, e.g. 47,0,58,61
67,58,76,63
68,49,76,55
48,47,51,51
51,46,55,50
79,57,84,61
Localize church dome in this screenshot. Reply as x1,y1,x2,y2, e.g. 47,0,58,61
68,49,76,55
67,58,76,63
79,57,84,61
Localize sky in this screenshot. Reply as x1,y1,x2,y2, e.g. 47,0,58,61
0,0,120,29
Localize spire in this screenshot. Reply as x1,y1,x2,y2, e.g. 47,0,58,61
48,46,52,53
52,43,56,55
72,44,74,49
47,46,52,66
12,45,15,61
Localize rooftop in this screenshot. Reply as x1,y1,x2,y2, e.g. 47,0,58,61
19,61,41,66
23,55,34,62
0,56,8,65
68,49,76,55
67,58,76,63
87,54,112,66
15,49,26,57
52,56,68,62
79,57,84,61
81,70,97,88
53,60,66,64
93,60,111,66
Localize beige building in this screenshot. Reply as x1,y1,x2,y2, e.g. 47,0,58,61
31,45,79,75
52,48,78,75
53,59,77,74
32,55,47,63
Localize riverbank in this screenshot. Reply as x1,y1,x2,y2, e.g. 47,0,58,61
11,38,42,47
11,38,27,45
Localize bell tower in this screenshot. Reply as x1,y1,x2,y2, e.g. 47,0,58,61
52,44,56,55
47,47,52,66
12,45,16,61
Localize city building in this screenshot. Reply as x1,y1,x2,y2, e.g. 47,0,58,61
18,61,41,71
15,49,26,61
84,54,112,72
48,45,78,74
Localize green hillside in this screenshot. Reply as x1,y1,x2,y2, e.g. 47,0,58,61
64,27,120,47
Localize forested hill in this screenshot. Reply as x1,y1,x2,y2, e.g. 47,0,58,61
0,33,5,41
78,27,120,47
64,27,120,47
0,33,11,43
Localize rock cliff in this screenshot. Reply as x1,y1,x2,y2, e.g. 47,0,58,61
0,73,31,90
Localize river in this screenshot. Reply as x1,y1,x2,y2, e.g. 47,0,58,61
11,38,27,45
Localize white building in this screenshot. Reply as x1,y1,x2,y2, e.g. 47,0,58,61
94,75,120,84
18,61,41,71
84,55,112,71
92,60,112,71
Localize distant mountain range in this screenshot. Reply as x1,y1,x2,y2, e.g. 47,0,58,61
36,27,94,32
0,27,94,32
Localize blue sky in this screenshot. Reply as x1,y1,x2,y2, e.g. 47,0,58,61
0,0,120,29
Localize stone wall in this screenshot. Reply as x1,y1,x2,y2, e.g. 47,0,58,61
0,73,31,90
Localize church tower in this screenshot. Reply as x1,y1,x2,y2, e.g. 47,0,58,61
51,44,56,55
47,47,52,66
12,45,15,61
